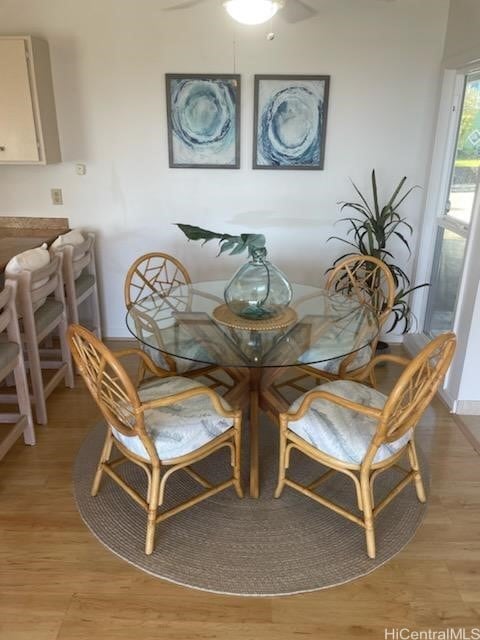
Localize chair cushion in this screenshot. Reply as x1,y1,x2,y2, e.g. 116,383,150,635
5,244,51,311
299,344,372,375
52,229,86,278
34,299,64,334
111,376,234,461
0,341,19,374
51,229,85,248
75,273,95,298
5,244,50,274
288,380,412,465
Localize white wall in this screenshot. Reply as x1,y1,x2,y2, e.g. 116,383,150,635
0,0,449,336
444,0,480,68
456,285,480,411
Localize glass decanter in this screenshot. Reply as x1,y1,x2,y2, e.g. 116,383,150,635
224,247,293,319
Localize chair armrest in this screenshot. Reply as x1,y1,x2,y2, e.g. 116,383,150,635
141,386,240,420
348,354,411,382
370,354,410,369
283,389,382,423
113,348,172,379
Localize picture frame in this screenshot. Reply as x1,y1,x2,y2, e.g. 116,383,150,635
166,73,241,169
253,74,330,170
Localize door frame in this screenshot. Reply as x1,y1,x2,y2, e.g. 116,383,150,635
405,68,480,409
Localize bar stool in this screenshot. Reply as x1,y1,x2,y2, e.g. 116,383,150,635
51,230,102,338
0,283,35,459
5,249,74,424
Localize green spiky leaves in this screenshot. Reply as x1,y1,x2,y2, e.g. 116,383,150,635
328,170,428,334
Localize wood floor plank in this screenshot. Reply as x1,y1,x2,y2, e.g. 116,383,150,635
446,560,480,604
59,592,272,625
56,619,343,640
0,592,71,640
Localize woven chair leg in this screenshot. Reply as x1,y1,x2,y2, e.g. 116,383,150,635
408,440,426,503
233,419,244,498
146,467,161,555
361,472,376,559
91,431,113,496
274,420,288,499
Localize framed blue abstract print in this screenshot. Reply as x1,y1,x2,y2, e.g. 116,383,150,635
253,75,330,170
166,74,241,169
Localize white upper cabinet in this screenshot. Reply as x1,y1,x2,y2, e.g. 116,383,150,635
0,36,61,164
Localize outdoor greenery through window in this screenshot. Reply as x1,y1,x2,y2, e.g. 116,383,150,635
448,76,480,224
425,73,480,337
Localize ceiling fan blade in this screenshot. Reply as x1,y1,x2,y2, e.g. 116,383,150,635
280,0,317,24
164,0,208,11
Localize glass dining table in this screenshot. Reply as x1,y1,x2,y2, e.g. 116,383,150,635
126,280,379,498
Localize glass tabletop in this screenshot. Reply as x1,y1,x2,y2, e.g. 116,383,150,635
125,280,379,369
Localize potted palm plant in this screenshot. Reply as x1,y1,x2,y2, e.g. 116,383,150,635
328,170,428,338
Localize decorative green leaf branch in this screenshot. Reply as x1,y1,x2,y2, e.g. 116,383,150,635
176,224,266,257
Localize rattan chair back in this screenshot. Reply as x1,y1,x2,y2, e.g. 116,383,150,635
379,332,456,443
68,324,157,459
124,252,191,309
326,255,396,328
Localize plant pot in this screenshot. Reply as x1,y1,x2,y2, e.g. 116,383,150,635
375,340,390,366
376,340,390,353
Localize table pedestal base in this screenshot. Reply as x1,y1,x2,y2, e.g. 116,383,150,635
224,367,290,498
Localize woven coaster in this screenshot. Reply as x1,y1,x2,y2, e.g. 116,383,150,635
212,304,297,331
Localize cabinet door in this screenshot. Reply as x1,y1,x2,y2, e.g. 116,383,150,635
0,38,39,162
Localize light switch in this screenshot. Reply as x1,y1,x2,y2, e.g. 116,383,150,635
75,163,86,175
51,188,63,205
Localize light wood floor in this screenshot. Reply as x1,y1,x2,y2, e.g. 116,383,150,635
1,346,479,640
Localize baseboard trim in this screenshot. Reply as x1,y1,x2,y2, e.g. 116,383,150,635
454,400,480,415
439,387,456,412
452,415,480,456
403,333,429,356
380,334,404,345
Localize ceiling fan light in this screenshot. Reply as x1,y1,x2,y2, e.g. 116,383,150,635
223,0,282,25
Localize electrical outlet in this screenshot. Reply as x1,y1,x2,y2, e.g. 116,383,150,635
75,163,86,176
51,188,63,205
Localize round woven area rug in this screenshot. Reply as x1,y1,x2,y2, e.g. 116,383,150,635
73,419,428,596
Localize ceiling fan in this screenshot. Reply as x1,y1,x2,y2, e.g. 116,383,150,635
165,0,396,26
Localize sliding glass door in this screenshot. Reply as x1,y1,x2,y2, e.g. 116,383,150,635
424,73,480,337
